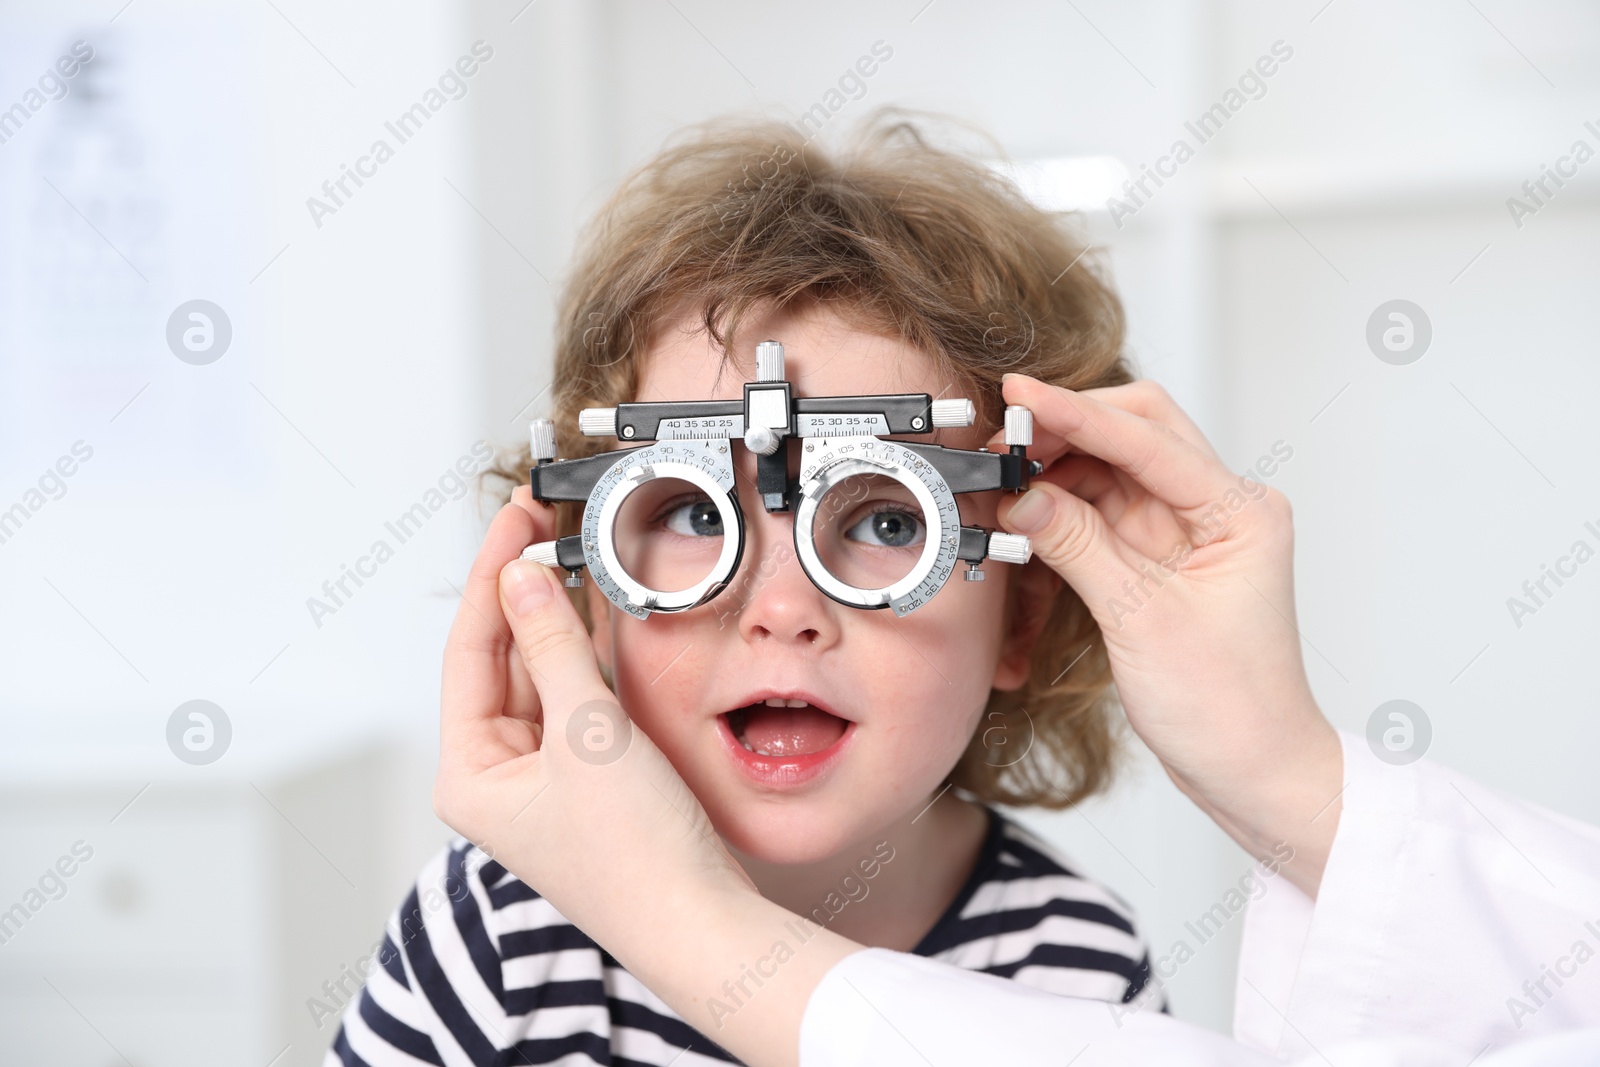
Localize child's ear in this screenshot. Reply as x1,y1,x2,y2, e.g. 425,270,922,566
583,578,614,671
991,559,1062,692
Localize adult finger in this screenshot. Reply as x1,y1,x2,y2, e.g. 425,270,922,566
1077,380,1220,461
1028,455,1139,530
984,380,1218,468
1041,453,1122,506
506,482,548,523
998,374,1237,517
504,626,542,740
500,487,551,717
498,559,616,748
439,501,547,760
994,480,1149,613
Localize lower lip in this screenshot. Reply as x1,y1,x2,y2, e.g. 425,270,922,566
715,711,855,788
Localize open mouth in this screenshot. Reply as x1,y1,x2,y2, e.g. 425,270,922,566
723,697,850,759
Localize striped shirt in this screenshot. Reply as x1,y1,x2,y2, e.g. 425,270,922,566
325,808,1157,1066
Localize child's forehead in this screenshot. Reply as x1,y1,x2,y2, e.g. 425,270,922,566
632,316,955,405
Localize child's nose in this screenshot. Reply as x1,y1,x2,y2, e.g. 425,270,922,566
719,457,842,650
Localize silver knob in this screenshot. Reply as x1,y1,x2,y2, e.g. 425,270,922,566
520,541,560,567
1004,406,1033,447
986,532,1033,565
931,398,976,428
578,407,618,437
529,418,557,461
743,425,780,455
756,340,785,383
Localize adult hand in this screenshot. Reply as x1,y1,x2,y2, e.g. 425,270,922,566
988,375,1343,895
432,486,747,943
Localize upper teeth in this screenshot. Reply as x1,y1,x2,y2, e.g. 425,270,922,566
763,697,808,708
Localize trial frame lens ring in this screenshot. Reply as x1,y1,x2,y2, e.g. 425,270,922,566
793,455,947,612
587,443,744,616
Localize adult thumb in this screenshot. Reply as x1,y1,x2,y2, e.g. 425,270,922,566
996,484,1133,611
498,558,617,745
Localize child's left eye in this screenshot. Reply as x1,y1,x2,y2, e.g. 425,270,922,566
845,509,924,548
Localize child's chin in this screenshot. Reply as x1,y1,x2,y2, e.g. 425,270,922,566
711,804,867,867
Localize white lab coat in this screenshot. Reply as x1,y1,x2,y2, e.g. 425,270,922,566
800,732,1600,1065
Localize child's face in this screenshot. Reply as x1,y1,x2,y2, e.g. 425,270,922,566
586,301,1038,865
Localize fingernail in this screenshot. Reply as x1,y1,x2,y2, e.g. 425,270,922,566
506,560,554,615
1004,489,1054,534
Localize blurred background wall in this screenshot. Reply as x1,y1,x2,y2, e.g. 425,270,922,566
1,0,1597,1062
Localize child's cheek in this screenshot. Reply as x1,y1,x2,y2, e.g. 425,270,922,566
609,621,706,725
607,626,666,715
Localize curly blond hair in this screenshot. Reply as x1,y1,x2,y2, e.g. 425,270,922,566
483,109,1135,809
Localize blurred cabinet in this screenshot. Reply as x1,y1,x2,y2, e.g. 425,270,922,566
0,742,441,1067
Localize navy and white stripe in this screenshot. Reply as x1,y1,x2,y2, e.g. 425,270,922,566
326,809,1158,1066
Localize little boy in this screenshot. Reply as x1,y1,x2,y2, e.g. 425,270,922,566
328,112,1157,1066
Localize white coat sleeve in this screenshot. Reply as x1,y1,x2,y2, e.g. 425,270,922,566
798,732,1600,1066
1236,731,1600,1056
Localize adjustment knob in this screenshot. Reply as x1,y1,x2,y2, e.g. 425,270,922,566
931,398,976,428
743,425,780,455
578,407,618,437
985,532,1033,565
756,340,786,383
1004,406,1033,447
529,418,557,461
520,541,560,568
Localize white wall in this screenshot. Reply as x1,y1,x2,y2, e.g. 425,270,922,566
1,2,485,1062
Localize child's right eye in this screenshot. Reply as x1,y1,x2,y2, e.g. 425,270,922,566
658,496,724,537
